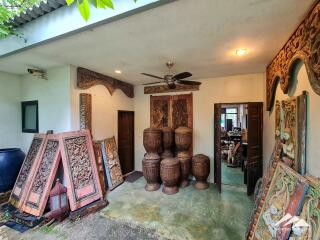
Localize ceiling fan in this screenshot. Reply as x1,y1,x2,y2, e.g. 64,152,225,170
141,61,201,88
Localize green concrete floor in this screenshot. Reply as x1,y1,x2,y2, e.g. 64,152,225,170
101,177,253,240
221,161,245,187
0,178,253,240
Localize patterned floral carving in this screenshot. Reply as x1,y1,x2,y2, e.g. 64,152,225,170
266,3,320,110
30,140,59,196
151,98,169,128
79,93,92,132
77,67,134,98
172,99,188,129
15,138,43,190
65,136,94,190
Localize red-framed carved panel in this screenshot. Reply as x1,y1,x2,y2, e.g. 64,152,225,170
21,134,61,217
60,130,103,211
10,134,46,209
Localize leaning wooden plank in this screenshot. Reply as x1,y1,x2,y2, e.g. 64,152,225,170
60,130,103,211
10,134,47,209
21,134,61,217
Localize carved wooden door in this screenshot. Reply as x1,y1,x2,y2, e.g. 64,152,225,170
60,130,103,211
10,134,46,209
118,111,134,175
247,102,263,196
214,103,222,193
21,134,61,216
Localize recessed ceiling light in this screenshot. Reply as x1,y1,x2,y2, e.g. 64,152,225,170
115,70,122,74
235,48,248,56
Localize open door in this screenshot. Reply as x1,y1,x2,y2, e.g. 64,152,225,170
247,102,263,195
214,103,222,193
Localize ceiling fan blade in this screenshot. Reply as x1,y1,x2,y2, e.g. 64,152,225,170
141,73,164,80
178,80,201,85
174,72,192,80
142,81,163,85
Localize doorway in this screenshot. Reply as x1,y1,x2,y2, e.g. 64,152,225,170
118,111,134,175
214,102,263,195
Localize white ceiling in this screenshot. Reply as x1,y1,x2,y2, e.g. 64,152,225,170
0,0,315,85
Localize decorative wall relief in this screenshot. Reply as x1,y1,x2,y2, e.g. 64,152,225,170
144,84,199,94
275,100,281,140
79,93,92,133
60,130,103,211
249,162,309,240
150,93,193,130
278,92,307,175
266,2,320,111
101,137,124,190
22,135,61,217
10,134,46,209
77,67,134,98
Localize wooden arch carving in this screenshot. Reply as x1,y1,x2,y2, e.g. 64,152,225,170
266,2,320,111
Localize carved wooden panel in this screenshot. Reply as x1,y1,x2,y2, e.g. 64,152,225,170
150,93,193,130
93,141,107,197
79,93,92,132
144,84,199,94
60,130,103,211
10,134,46,209
77,67,134,98
275,100,281,140
22,135,61,217
266,2,320,110
101,137,124,190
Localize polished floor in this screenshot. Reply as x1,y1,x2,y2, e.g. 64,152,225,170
0,178,253,240
221,161,246,186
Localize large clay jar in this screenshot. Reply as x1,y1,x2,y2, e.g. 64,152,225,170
175,127,192,157
161,127,174,159
143,128,162,160
192,154,210,190
178,152,191,188
142,158,160,191
160,158,180,195
0,148,25,192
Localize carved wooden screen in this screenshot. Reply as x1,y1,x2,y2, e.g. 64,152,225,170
21,134,61,217
60,130,103,211
93,141,107,197
10,134,46,209
101,137,124,190
150,93,193,130
79,93,92,132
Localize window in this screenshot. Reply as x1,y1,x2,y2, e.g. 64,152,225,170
226,108,238,128
21,101,39,133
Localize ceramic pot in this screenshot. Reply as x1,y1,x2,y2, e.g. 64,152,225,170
161,127,174,159
142,158,160,191
192,154,210,190
0,148,25,192
175,127,192,153
160,158,180,195
143,128,162,160
178,153,191,188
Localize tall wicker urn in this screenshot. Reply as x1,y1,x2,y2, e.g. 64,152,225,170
143,128,162,160
160,158,180,195
161,127,174,159
175,127,192,187
142,158,160,191
192,154,210,190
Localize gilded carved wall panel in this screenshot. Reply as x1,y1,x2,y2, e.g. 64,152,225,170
266,3,320,110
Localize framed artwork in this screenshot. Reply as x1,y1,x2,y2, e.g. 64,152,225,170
249,162,309,240
21,101,39,133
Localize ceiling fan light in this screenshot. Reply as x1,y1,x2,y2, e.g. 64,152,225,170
235,48,248,56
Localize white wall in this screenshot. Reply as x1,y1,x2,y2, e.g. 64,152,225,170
70,66,134,142
263,62,320,178
0,72,22,149
20,66,72,152
134,73,264,182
